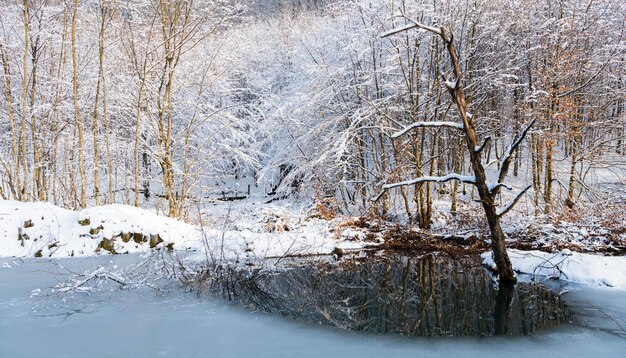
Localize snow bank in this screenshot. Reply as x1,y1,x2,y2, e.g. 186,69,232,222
482,249,626,289
0,200,364,259
6,200,623,290
0,200,201,257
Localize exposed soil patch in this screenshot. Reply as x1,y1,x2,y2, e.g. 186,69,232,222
507,236,626,256
360,224,626,256
373,226,489,255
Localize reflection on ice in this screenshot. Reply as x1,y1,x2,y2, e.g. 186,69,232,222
1,255,624,358
209,253,568,336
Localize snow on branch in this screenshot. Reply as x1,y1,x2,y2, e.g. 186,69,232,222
52,266,127,294
381,20,442,39
374,173,475,202
391,121,464,138
488,182,513,194
444,78,458,90
496,185,532,218
381,23,419,38
509,119,536,155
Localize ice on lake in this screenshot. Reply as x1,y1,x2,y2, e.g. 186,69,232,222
0,255,624,357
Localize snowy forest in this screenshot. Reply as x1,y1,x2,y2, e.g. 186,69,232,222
1,0,625,356
1,0,623,218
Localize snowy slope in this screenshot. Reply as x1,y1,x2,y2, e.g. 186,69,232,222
0,200,365,259
0,200,201,257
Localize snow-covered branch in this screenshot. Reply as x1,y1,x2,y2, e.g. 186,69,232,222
381,20,442,39
496,185,532,218
391,121,464,139
53,266,127,294
381,23,419,38
374,174,476,202
509,119,536,156
488,182,513,194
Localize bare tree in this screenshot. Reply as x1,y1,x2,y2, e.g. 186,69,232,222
71,0,86,208
378,20,537,283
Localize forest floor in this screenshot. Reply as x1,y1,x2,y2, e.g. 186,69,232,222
362,200,626,256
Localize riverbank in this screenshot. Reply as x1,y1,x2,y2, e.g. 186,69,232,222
1,199,625,289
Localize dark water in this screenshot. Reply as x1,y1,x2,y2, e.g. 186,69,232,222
208,253,569,337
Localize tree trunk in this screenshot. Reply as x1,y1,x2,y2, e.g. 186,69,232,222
71,0,86,208
441,31,517,283
20,0,30,201
0,42,19,199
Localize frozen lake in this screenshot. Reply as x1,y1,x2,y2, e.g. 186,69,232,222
1,255,624,357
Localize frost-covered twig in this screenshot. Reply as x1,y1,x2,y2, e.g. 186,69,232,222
529,252,569,281
390,121,464,139
381,20,442,39
52,266,126,294
47,252,174,295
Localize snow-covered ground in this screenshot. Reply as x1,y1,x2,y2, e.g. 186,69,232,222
0,199,369,261
482,249,626,290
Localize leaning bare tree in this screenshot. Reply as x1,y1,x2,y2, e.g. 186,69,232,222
377,21,536,283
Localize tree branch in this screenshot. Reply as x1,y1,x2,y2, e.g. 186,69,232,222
474,136,491,153
381,23,418,38
488,182,513,194
497,185,532,218
556,46,624,98
391,121,464,138
494,119,536,195
374,173,476,202
381,20,442,39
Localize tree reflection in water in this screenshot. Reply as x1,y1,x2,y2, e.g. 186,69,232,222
207,253,568,336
